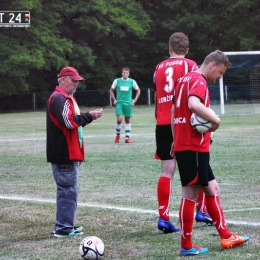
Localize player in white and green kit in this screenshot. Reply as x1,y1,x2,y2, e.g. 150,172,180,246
110,67,141,143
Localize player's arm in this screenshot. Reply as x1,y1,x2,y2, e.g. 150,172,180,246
153,72,157,118
109,79,117,105
170,100,175,157
153,71,157,104
132,88,141,104
131,80,141,106
188,95,220,132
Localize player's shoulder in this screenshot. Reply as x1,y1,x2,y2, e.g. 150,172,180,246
189,72,207,87
178,71,202,83
191,71,205,80
186,71,203,80
155,58,169,69
182,58,198,69
182,57,196,63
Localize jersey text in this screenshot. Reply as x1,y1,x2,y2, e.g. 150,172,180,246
173,117,186,124
158,95,173,104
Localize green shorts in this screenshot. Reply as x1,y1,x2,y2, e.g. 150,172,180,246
115,103,132,117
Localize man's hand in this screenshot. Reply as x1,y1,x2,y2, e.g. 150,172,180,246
89,108,103,120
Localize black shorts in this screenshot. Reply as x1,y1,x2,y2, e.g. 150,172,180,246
175,150,215,186
155,125,173,160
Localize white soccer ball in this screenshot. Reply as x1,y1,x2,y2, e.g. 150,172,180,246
190,108,215,133
79,236,105,260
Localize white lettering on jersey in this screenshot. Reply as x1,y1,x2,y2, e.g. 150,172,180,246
164,67,174,93
158,64,164,69
173,117,186,124
165,60,183,66
158,95,173,104
178,76,191,83
120,86,129,91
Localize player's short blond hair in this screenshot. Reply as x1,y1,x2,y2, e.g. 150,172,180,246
203,50,231,67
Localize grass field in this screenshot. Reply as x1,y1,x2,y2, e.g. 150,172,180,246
0,106,260,260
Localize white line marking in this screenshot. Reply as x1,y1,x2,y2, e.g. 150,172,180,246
0,134,155,142
1,195,260,227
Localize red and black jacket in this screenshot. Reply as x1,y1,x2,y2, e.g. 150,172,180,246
46,86,93,164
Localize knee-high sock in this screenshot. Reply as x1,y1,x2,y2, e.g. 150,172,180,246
116,123,122,136
157,176,171,221
179,198,195,250
205,195,231,239
125,123,131,139
196,190,207,213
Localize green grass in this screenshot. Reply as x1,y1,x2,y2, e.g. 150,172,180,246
0,106,260,259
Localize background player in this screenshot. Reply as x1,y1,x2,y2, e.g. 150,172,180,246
153,32,213,234
110,67,141,143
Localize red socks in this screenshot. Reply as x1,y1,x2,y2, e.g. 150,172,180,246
196,189,207,213
179,194,232,249
205,195,231,239
157,176,171,221
179,198,195,249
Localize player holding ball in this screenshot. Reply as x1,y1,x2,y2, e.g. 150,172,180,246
172,50,249,256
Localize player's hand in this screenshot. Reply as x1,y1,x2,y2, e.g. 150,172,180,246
211,116,220,132
89,108,103,120
210,132,214,144
131,99,136,107
113,100,117,105
211,121,220,132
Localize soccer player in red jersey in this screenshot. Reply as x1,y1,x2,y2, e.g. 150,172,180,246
154,32,212,234
172,50,249,256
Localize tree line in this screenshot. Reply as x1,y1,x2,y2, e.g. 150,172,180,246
0,0,259,96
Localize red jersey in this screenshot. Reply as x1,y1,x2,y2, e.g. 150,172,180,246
154,57,198,125
173,71,211,152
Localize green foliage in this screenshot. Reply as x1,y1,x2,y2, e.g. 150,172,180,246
141,0,260,63
57,0,151,89
0,0,73,95
0,0,259,95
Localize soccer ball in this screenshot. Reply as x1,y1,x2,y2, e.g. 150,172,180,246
190,108,215,133
79,236,105,260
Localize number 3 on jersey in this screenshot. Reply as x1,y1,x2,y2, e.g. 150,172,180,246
164,67,174,93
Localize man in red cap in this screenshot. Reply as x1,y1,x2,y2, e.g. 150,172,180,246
47,66,103,238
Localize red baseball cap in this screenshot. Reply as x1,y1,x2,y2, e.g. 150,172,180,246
58,66,85,81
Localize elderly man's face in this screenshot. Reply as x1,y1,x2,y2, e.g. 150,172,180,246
61,77,79,95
